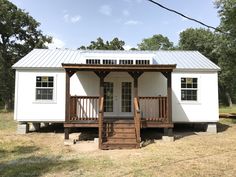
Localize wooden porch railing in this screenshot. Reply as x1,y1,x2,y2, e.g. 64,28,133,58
134,97,141,144
139,96,168,123
70,96,99,121
98,96,104,149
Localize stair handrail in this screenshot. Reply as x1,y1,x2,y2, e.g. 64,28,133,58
98,96,104,149
134,97,141,145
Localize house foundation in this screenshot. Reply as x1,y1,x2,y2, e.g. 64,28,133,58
30,123,41,131
206,123,217,134
17,122,29,134
162,128,174,142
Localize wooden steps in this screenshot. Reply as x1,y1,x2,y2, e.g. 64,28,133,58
101,118,139,150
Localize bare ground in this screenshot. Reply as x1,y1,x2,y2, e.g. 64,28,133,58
1,112,236,177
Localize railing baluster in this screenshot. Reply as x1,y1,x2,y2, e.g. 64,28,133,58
139,96,168,123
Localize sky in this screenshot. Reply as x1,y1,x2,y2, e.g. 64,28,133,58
9,0,220,50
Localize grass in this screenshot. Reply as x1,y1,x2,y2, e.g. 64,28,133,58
1,112,236,177
219,104,236,113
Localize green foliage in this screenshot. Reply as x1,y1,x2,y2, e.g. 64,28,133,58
78,37,125,50
138,34,174,50
179,27,236,106
0,0,51,109
179,28,220,64
215,0,236,106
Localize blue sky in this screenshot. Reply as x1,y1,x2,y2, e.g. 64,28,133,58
10,0,220,49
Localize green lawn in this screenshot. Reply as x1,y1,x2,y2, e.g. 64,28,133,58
219,104,236,113
1,112,236,177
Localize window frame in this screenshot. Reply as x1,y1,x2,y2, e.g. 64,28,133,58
34,76,56,103
180,77,198,102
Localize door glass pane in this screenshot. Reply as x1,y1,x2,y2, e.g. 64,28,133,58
122,82,132,112
104,82,113,112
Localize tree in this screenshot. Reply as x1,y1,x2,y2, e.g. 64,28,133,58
78,37,125,50
0,0,51,110
178,27,236,106
215,0,236,106
179,28,219,64
138,34,174,50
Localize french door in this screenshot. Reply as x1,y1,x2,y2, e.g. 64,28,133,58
104,78,133,117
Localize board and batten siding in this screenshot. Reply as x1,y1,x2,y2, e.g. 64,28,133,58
172,71,219,123
14,69,66,122
70,71,167,97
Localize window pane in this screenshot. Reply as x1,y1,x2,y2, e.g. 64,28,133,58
104,82,113,112
48,82,53,87
181,90,197,101
42,82,48,87
36,88,53,100
122,82,132,112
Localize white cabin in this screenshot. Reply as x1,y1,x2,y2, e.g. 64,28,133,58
12,49,220,149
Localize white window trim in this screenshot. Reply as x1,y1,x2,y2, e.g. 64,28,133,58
33,75,57,104
180,77,201,104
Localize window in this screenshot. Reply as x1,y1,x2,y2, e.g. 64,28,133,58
104,82,113,112
135,60,150,65
119,60,133,64
181,78,198,101
103,59,117,65
121,82,132,112
36,76,54,100
86,59,100,64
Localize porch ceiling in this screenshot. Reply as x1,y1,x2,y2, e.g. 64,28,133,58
62,63,176,72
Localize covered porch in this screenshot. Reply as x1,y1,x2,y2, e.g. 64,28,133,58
62,64,176,149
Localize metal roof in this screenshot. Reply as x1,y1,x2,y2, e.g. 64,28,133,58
12,49,220,71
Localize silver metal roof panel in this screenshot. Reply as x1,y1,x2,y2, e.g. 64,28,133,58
12,49,220,71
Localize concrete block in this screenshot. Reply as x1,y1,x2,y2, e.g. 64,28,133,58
64,140,74,146
94,138,99,143
17,123,29,134
30,123,40,131
41,123,49,127
162,136,174,142
206,123,217,134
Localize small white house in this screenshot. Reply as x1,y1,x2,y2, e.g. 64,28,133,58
12,49,220,149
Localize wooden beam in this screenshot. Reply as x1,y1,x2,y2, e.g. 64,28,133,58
66,69,76,77
161,72,168,78
128,71,143,79
62,63,176,72
94,71,110,79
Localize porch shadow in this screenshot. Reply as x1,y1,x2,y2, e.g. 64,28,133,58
36,123,64,133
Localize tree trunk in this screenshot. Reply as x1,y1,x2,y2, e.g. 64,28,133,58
4,102,9,111
226,92,233,107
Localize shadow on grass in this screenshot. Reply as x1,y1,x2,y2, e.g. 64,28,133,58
0,145,40,161
0,156,82,177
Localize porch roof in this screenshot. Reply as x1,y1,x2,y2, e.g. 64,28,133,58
61,63,176,72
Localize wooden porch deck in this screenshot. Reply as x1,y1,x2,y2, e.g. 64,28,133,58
64,96,173,149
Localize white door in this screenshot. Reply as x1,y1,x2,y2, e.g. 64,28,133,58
104,78,133,117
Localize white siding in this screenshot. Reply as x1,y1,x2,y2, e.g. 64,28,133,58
15,69,66,122
70,71,99,96
172,71,219,122
139,72,167,96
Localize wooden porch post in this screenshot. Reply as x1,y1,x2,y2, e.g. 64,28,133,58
64,69,76,140
95,71,109,149
167,72,172,124
128,72,143,100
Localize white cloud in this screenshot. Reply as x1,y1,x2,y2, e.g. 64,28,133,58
46,37,65,49
123,44,135,50
71,15,81,23
124,20,142,25
122,9,130,16
63,14,81,23
99,5,112,16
